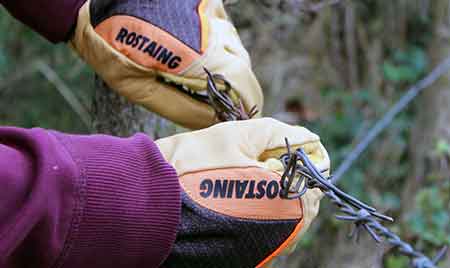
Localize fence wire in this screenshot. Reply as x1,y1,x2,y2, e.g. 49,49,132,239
279,140,448,268
204,54,450,266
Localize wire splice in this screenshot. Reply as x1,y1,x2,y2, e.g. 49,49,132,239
204,68,258,122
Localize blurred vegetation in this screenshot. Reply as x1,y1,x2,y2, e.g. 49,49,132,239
0,6,93,133
227,1,450,267
1,1,449,267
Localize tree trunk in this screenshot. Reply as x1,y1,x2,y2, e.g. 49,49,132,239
91,76,176,138
402,0,450,211
322,234,388,268
401,1,450,266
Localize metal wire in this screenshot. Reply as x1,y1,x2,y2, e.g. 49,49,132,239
204,68,258,122
332,56,450,184
280,139,448,268
201,61,450,266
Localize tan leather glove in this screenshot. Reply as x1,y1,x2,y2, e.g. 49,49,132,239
70,0,263,129
156,118,330,268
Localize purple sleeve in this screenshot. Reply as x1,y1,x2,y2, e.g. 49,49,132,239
0,0,87,43
0,127,181,268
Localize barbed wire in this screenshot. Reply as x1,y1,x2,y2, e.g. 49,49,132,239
204,67,449,266
203,52,450,266
279,139,448,268
204,68,258,122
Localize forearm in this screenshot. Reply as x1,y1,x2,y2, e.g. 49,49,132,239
0,127,181,268
0,0,86,42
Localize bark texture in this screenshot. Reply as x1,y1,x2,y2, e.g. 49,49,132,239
91,76,176,138
403,2,450,265
408,0,450,189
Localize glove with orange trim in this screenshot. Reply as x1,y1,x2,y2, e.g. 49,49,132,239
156,118,330,268
70,0,263,129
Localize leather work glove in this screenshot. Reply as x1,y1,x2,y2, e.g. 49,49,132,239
156,118,330,268
70,0,263,129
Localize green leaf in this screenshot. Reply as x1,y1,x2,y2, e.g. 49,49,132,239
386,255,409,268
383,47,428,83
436,139,450,156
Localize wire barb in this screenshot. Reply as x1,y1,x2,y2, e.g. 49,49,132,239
279,139,448,268
204,68,258,122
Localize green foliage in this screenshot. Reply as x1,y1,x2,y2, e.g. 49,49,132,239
308,86,412,203
386,255,409,268
435,139,450,157
383,46,428,83
406,184,450,247
0,8,93,133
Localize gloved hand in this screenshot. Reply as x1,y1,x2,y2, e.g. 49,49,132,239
156,118,330,268
70,0,263,129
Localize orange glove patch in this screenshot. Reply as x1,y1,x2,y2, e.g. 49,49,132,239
181,167,302,220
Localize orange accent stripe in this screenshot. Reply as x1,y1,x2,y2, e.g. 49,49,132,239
255,219,305,268
95,15,201,74
198,0,209,53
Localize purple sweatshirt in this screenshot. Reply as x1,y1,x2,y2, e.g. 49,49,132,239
0,128,181,268
1,2,182,267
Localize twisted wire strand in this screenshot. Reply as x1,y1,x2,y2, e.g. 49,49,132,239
204,68,258,122
280,139,448,268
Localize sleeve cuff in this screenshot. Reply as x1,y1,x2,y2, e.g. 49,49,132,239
52,132,181,267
